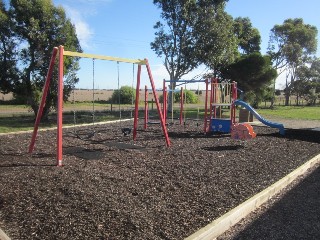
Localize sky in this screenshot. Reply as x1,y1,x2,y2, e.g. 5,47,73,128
53,0,320,90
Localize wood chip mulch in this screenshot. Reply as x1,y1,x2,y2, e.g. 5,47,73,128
0,121,319,239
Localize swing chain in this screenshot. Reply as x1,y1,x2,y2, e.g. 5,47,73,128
92,58,95,130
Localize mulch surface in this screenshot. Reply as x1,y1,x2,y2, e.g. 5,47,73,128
0,121,320,240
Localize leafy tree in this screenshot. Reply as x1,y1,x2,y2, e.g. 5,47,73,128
109,86,135,104
151,0,237,84
233,17,261,54
151,0,199,85
220,52,277,107
268,18,318,106
151,0,234,111
0,0,19,93
293,58,320,105
8,0,81,119
194,0,238,78
275,89,282,96
309,58,320,95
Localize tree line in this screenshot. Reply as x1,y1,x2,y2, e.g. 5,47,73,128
151,0,320,108
1,0,319,122
0,0,81,119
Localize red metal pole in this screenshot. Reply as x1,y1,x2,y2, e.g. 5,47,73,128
209,78,214,120
204,79,209,133
144,85,148,129
231,81,237,124
214,78,218,118
133,65,141,140
180,87,183,125
29,47,58,153
57,46,64,167
145,59,170,147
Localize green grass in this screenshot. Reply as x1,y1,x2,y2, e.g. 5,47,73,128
256,106,320,120
0,104,319,133
0,110,135,133
0,114,54,133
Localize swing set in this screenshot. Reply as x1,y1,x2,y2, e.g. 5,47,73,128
28,46,170,166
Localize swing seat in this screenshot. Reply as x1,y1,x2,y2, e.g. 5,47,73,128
121,127,132,136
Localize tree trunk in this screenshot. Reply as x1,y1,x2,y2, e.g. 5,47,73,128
270,79,276,109
284,89,290,106
284,74,291,106
167,78,176,114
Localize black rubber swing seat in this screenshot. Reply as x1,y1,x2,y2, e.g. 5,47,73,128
121,128,132,136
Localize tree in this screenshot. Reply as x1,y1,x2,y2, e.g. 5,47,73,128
293,58,320,105
151,0,200,85
309,58,320,96
268,18,318,106
109,86,135,104
233,17,261,54
8,0,81,118
220,52,277,107
151,0,234,111
0,0,19,93
194,0,238,78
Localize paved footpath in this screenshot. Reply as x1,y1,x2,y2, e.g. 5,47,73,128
254,117,320,130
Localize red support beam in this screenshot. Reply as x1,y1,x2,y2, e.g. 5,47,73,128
209,78,214,121
133,65,141,140
29,47,58,153
145,59,170,147
204,79,209,133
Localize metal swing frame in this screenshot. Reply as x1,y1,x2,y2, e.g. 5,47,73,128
28,45,170,166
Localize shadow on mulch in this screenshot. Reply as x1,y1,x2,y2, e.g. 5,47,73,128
284,128,320,144
64,146,104,160
251,127,320,144
168,131,229,139
100,142,146,150
231,167,320,240
0,163,56,168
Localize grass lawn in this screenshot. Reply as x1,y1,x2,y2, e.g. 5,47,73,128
0,104,319,133
257,106,320,120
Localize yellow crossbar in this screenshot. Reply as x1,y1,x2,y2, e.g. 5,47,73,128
63,50,147,65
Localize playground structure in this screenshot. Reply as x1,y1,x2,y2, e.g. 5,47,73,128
205,78,238,134
28,46,171,166
157,78,240,134
156,78,285,138
143,83,185,127
206,79,285,137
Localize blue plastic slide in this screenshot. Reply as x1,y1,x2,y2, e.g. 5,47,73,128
234,100,285,135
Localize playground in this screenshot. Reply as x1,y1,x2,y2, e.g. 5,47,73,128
1,47,320,239
0,119,320,239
